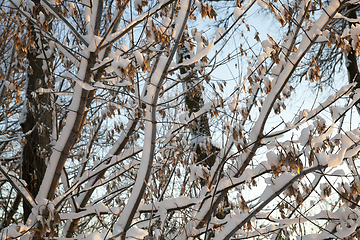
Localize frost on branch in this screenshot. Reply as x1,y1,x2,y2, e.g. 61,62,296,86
2,0,360,239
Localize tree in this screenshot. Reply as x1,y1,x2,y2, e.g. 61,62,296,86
1,0,360,239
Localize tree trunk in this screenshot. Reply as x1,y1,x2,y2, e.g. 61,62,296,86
344,5,360,113
178,36,228,221
20,0,52,224
178,44,218,169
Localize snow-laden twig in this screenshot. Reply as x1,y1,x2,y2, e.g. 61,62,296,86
41,0,89,47
99,0,176,51
0,165,37,209
213,165,327,240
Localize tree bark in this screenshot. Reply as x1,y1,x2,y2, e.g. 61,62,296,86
178,44,218,169
178,38,228,222
20,0,52,223
344,5,360,113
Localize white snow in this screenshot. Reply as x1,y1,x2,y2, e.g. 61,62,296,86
133,50,144,66
256,0,268,9
213,213,249,240
233,7,243,20
126,228,148,239
60,203,109,220
75,79,95,91
172,0,190,39
259,172,295,202
85,232,102,240
174,27,224,69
